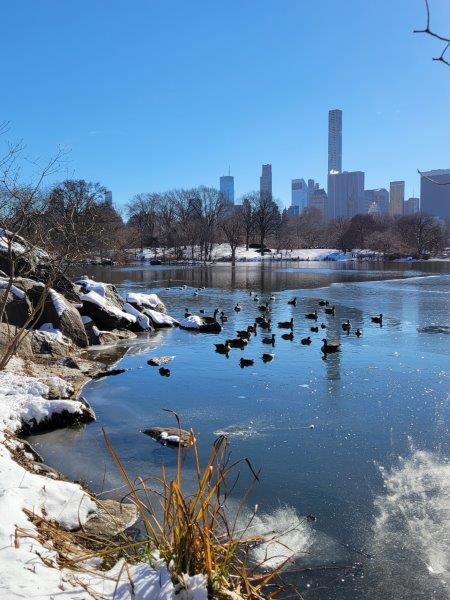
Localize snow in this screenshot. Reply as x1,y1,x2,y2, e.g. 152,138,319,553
81,290,136,324
37,323,70,345
127,291,164,309
179,315,204,329
75,276,107,297
0,277,27,299
145,308,178,328
123,302,151,330
49,288,67,316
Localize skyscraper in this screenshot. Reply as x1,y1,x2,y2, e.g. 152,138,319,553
219,175,235,205
104,190,112,205
404,197,420,215
328,109,342,174
420,169,450,219
291,179,308,214
364,188,389,215
389,181,405,216
327,171,365,219
260,164,272,199
309,187,328,218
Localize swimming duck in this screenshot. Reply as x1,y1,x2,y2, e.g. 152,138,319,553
234,303,241,312
305,310,318,320
321,338,340,353
247,322,258,334
228,338,248,349
159,367,171,377
262,333,276,345
310,326,319,333
325,306,336,315
318,300,329,307
282,331,294,341
371,313,383,324
288,297,297,306
215,341,230,354
301,336,312,345
278,318,294,329
258,302,270,312
320,322,327,329
342,319,351,332
269,295,276,301
240,357,254,368
184,308,192,318
220,311,228,322
259,319,272,330
237,329,251,340
355,328,362,337
262,353,275,362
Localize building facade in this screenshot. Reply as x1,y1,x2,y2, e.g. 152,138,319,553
104,190,112,205
364,188,389,215
291,178,308,213
309,187,328,218
260,164,272,200
219,175,235,205
420,169,450,219
404,197,420,215
389,181,405,216
328,109,342,174
327,171,365,219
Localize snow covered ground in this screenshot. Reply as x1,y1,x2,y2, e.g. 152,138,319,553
133,245,381,263
0,360,207,599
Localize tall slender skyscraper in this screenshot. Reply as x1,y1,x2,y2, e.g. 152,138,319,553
219,175,234,205
260,164,272,199
389,181,405,216
328,109,342,174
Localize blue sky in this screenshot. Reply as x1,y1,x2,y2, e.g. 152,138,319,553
2,0,450,210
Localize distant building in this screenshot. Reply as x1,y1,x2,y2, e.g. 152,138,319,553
327,171,365,219
328,109,342,174
309,187,328,218
404,197,420,215
389,181,405,216
291,179,308,213
260,164,272,199
420,169,450,219
364,188,389,215
219,175,235,205
104,190,113,205
307,179,315,201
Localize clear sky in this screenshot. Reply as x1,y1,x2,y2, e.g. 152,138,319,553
2,0,450,210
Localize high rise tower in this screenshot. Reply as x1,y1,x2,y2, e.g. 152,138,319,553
328,109,342,174
219,174,235,205
389,181,405,216
260,164,272,200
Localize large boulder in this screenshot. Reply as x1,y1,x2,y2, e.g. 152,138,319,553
30,326,72,357
0,323,34,357
75,277,124,309
126,292,166,314
0,280,33,327
80,290,138,331
82,316,137,345
0,229,45,278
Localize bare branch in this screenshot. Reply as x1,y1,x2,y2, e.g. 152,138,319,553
414,0,450,66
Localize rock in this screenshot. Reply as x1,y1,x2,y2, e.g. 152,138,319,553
0,286,33,328
92,368,127,380
57,357,81,369
140,308,178,328
98,329,137,344
143,426,192,447
30,329,72,357
83,499,137,537
80,290,137,331
20,403,95,434
75,277,125,310
126,292,166,314
39,289,88,347
147,355,174,366
0,323,34,357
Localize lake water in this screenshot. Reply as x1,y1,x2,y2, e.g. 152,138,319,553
29,261,450,599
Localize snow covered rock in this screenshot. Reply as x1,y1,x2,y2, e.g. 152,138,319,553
140,307,178,328
0,323,34,357
80,290,137,331
0,281,33,327
30,325,72,357
126,291,166,313
75,277,124,309
39,289,89,347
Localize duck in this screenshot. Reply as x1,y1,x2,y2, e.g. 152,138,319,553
305,310,318,320
237,329,251,340
259,319,272,330
288,297,297,306
310,326,319,333
318,300,329,307
371,313,383,324
227,338,248,349
269,295,276,301
342,319,351,332
184,308,192,318
159,367,171,377
253,295,260,302
220,311,228,322
320,322,327,329
355,328,363,337
282,332,294,341
194,290,199,296
301,336,312,345
325,306,336,315
262,353,275,362
240,357,254,368
321,338,340,353
200,309,205,314
256,315,268,325
247,322,258,334
214,341,230,354
234,303,241,312
212,308,220,321
262,333,276,345
278,317,294,329
258,302,270,312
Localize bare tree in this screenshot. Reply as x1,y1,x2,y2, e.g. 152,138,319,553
239,194,256,251
220,207,244,265
250,191,281,253
414,0,450,67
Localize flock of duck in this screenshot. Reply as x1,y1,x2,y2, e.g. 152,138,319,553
212,292,384,367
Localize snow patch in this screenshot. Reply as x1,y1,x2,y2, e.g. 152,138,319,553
123,302,151,330
126,291,164,309
179,315,204,329
81,290,135,324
